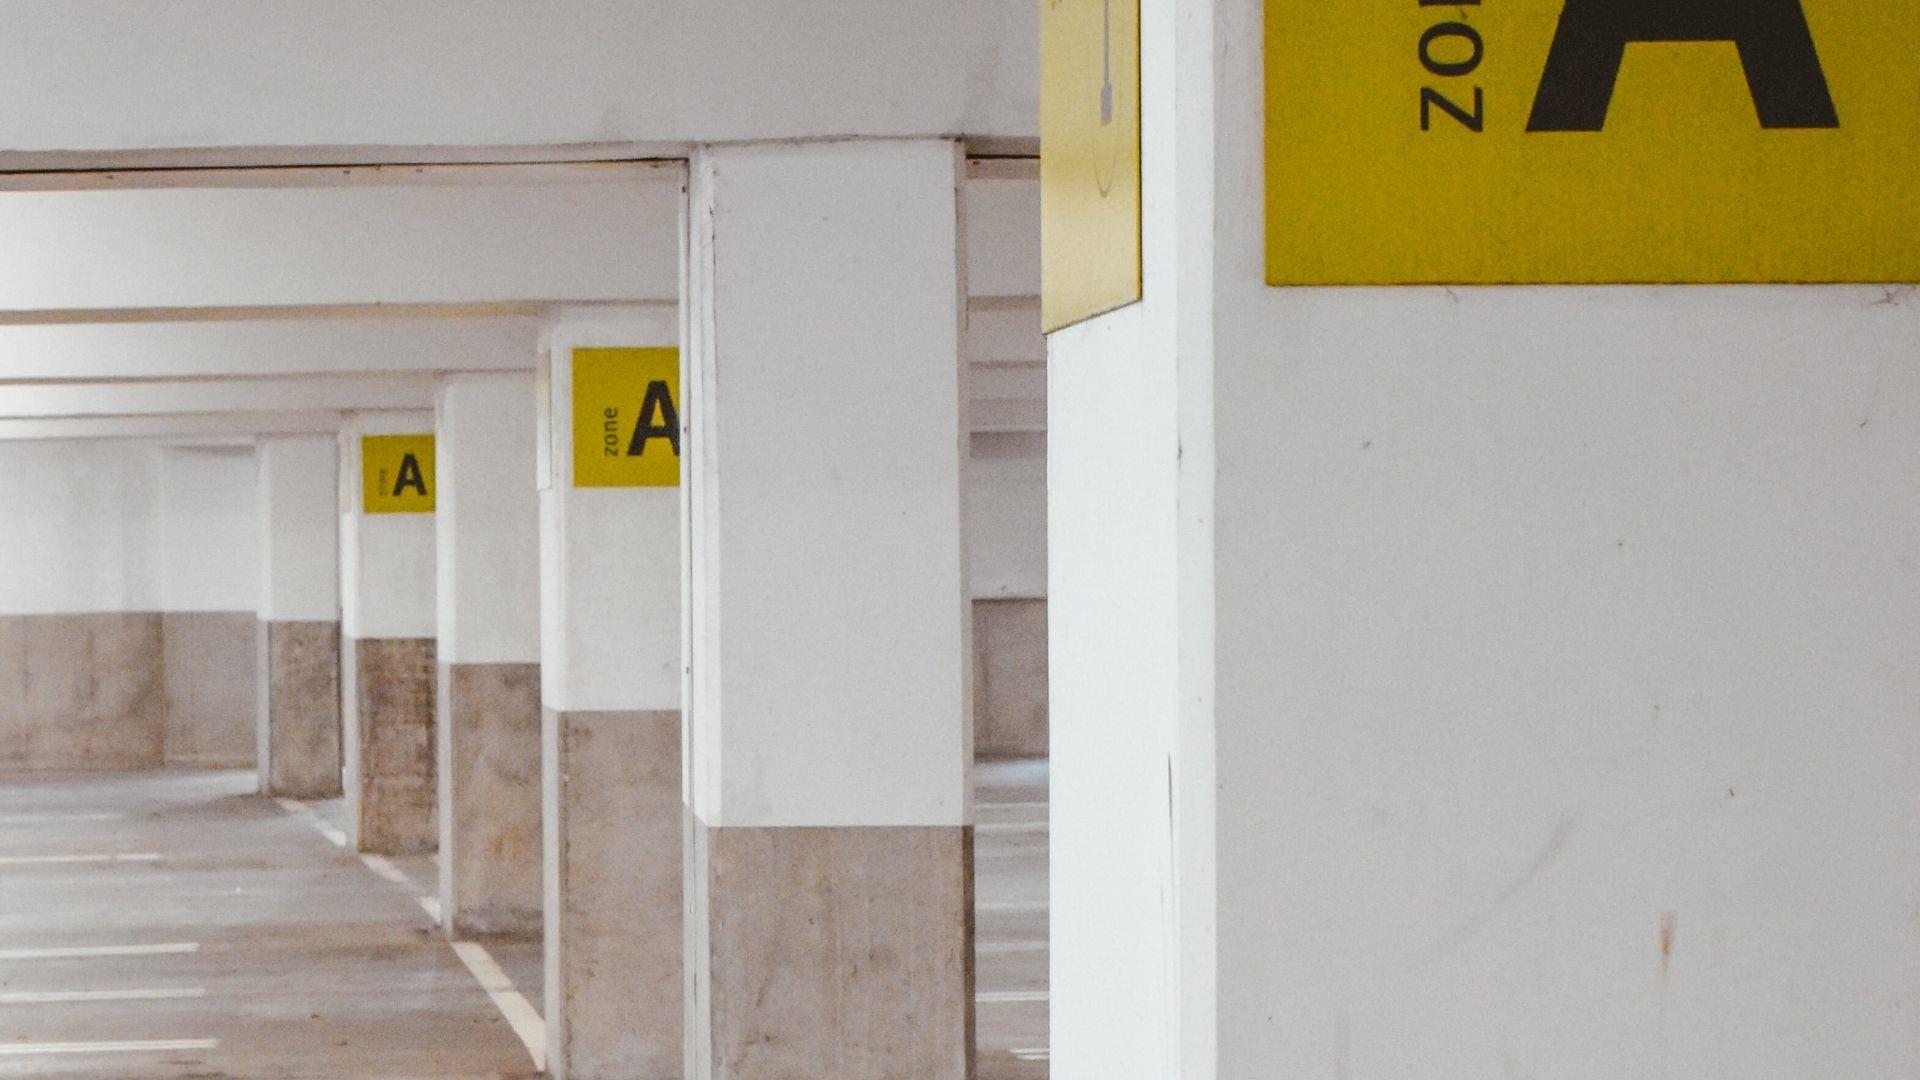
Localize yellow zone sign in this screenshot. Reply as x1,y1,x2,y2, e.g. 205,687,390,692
361,435,435,514
1265,0,1920,285
1041,0,1142,332
572,347,681,489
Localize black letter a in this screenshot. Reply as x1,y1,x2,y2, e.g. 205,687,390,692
628,380,680,457
1528,0,1839,131
392,453,428,497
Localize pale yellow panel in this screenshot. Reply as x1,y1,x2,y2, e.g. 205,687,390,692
362,434,436,514
1042,0,1142,331
1265,1,1920,285
572,347,681,489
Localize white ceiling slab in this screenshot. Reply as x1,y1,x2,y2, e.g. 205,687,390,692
0,315,558,381
0,2,1034,161
0,411,347,442
0,164,679,315
0,373,437,419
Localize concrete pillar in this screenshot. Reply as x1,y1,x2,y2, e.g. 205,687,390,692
683,139,973,1078
255,434,342,798
435,373,542,936
339,411,438,855
540,310,684,1080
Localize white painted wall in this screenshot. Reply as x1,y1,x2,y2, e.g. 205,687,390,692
0,169,678,314
684,139,970,829
0,2,1035,159
157,446,259,613
437,373,540,666
0,442,164,615
339,411,436,641
258,435,340,624
539,313,682,713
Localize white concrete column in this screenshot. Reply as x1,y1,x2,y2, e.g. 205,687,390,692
435,373,542,937
339,410,438,855
683,138,973,1078
255,434,342,798
1050,1,1920,1077
540,309,684,1080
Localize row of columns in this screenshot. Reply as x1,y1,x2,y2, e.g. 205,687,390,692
252,138,973,1078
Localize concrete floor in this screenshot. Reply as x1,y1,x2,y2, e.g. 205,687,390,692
0,764,1048,1077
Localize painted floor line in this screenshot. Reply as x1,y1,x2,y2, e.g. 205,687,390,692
1011,1047,1052,1061
0,942,200,961
357,853,411,886
0,987,206,1004
275,798,348,847
0,853,160,865
418,895,442,921
0,1038,218,1057
978,989,1050,1004
451,940,547,1071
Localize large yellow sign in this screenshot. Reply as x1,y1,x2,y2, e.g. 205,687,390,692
1266,1,1920,285
571,347,681,488
1041,0,1142,331
361,435,435,514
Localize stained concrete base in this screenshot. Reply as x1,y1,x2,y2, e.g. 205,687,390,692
685,821,975,1079
438,662,543,936
0,611,164,770
345,636,437,855
257,619,342,798
972,597,1048,760
544,708,682,1080
163,611,258,768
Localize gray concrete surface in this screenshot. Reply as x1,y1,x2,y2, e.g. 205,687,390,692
974,758,1050,1079
0,613,165,771
346,637,436,854
438,662,542,936
0,761,1048,1079
161,612,257,768
0,768,538,1078
974,599,1048,760
544,708,682,1080
257,620,342,799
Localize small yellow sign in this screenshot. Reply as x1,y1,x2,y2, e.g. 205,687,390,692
572,347,681,489
1266,1,1920,285
1041,0,1142,332
361,435,435,514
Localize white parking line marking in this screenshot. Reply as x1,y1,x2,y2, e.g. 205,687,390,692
0,1039,217,1056
978,989,1050,1004
451,941,546,1071
0,942,199,961
0,987,206,1004
418,896,442,921
1012,1047,1051,1061
357,853,410,886
0,853,159,865
275,799,348,847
